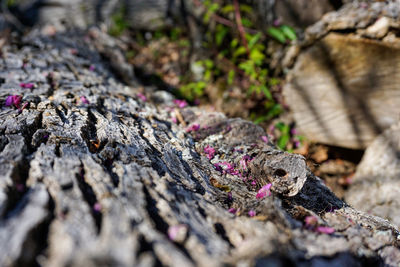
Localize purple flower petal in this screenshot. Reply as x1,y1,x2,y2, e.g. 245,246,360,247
89,65,95,71
248,210,256,217
137,93,147,102
93,202,102,212
304,216,318,227
186,124,200,132
316,226,335,234
261,135,268,143
80,96,90,104
168,224,188,242
173,99,187,108
12,95,22,108
204,145,215,160
256,184,272,199
5,96,13,106
228,208,237,214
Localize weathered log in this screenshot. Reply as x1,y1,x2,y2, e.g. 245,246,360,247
1,29,400,266
283,1,400,149
345,120,400,227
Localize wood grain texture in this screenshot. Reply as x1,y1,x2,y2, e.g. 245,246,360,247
1,29,400,266
284,32,400,149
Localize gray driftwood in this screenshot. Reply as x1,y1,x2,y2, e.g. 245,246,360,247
283,1,400,149
0,28,400,266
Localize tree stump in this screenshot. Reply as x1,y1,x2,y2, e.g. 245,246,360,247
283,1,400,149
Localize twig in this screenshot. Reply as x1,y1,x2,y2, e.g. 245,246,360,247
233,0,249,54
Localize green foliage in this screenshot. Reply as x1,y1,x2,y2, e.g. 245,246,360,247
109,6,129,37
275,122,290,150
267,25,297,43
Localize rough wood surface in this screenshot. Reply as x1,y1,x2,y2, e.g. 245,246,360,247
283,1,400,149
1,29,400,266
345,121,400,227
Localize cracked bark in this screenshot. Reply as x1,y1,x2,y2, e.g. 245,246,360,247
0,29,400,267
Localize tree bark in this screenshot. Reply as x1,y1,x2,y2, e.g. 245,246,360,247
283,1,400,149
0,28,400,266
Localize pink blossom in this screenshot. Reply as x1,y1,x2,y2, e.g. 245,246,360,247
248,210,256,217
5,95,22,108
80,96,90,104
168,224,188,242
293,140,301,148
173,99,187,108
256,184,272,199
261,135,268,143
316,226,335,234
204,145,215,160
20,82,34,89
240,155,252,170
228,208,237,214
186,124,200,132
19,102,29,112
304,216,318,227
251,180,256,186
93,202,102,212
171,117,177,124
137,93,147,102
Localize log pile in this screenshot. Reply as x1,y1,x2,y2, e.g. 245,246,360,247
1,28,400,266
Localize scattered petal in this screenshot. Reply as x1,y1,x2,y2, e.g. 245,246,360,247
80,96,90,104
248,210,256,217
19,102,29,112
173,99,187,108
5,96,13,106
204,145,216,160
20,82,34,89
305,216,318,227
93,202,102,212
168,224,188,242
261,135,268,143
228,208,237,214
316,226,335,234
256,184,272,199
171,117,177,124
227,192,233,201
89,65,95,71
137,92,147,102
186,124,200,132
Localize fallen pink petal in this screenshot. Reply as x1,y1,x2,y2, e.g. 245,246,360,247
80,96,90,104
93,202,102,212
261,135,268,143
5,95,13,106
168,224,188,242
248,210,256,217
89,65,95,71
305,216,318,227
256,184,272,199
20,82,34,89
228,208,237,214
316,226,335,234
173,99,187,108
204,145,215,159
186,124,200,132
137,93,147,102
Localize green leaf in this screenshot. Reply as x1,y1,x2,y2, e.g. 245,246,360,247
233,46,247,58
249,49,265,65
227,70,235,85
215,25,229,46
241,18,253,27
221,4,234,14
280,25,297,41
239,4,253,14
260,85,272,100
231,39,239,48
248,33,262,49
277,134,290,150
267,27,286,43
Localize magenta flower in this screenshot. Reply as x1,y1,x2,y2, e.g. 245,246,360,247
171,117,177,124
204,145,215,160
316,226,335,234
80,96,90,104
137,93,147,102
168,224,188,242
20,82,34,89
240,155,252,170
261,135,268,143
89,65,95,71
93,202,102,212
5,95,22,108
186,124,200,133
248,210,256,217
304,216,318,227
228,208,237,214
173,99,187,108
256,184,272,199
